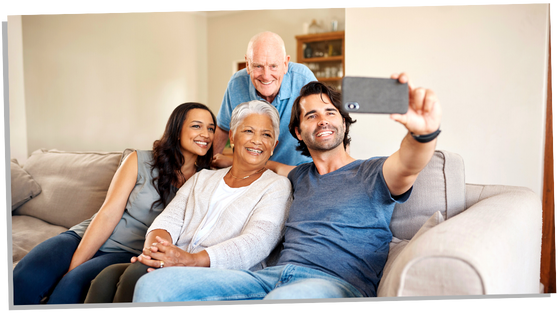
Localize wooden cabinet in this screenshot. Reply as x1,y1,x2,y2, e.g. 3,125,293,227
295,31,345,91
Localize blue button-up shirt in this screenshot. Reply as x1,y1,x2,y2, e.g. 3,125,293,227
217,62,316,166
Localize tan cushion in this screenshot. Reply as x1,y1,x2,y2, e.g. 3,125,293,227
10,159,42,211
390,150,466,240
13,149,124,229
12,215,68,266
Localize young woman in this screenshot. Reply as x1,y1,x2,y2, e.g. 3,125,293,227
13,102,216,305
84,100,292,303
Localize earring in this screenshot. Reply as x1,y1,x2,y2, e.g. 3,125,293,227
271,151,274,156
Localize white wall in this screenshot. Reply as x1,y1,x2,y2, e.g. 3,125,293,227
7,15,27,163
16,12,208,159
345,4,549,198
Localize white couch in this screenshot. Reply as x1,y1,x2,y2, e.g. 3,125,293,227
379,150,542,296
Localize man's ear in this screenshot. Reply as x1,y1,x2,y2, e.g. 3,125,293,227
284,55,291,74
294,126,302,141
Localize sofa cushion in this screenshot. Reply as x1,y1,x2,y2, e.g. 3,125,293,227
390,150,466,240
10,159,42,211
13,149,124,229
12,215,68,266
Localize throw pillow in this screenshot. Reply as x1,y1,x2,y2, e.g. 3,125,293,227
13,149,124,228
390,151,465,240
10,159,42,211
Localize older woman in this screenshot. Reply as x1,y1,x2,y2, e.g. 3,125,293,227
85,100,291,303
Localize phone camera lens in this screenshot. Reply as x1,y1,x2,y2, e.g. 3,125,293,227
345,102,359,110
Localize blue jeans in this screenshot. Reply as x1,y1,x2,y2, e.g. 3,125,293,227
133,264,363,302
13,231,134,305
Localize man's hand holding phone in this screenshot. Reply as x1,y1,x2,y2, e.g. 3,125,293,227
389,72,442,137
342,73,441,137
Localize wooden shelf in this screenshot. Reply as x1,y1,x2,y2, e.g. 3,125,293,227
295,31,345,42
296,31,344,91
301,56,343,63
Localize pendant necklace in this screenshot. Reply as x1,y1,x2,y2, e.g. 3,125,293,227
230,167,266,180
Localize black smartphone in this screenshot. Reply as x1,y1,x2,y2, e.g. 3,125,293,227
342,76,409,114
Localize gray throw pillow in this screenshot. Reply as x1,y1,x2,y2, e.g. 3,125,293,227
10,159,42,211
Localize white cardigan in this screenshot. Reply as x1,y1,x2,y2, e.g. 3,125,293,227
147,167,292,270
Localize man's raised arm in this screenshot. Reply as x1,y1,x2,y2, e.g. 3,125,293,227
382,72,442,196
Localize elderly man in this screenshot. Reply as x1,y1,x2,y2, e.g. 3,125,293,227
133,73,442,300
212,31,316,167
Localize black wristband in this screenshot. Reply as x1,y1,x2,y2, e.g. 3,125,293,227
410,129,441,143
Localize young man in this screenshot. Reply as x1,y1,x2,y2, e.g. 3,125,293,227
133,73,442,300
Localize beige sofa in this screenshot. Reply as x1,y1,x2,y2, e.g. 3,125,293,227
10,149,132,266
10,149,542,297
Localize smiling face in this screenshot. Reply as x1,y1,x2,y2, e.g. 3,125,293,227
230,113,277,168
179,108,216,158
245,34,290,103
295,93,346,154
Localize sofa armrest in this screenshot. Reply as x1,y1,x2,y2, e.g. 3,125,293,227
381,185,542,296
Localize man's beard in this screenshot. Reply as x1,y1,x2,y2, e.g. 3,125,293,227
303,125,345,153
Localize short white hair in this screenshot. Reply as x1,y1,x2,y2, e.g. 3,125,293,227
230,100,280,143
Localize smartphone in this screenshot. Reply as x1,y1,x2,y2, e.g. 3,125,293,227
342,76,409,114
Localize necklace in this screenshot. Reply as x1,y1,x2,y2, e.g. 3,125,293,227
229,167,266,180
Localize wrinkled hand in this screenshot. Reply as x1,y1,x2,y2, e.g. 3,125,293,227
389,72,442,135
132,238,163,271
211,153,233,169
135,236,196,272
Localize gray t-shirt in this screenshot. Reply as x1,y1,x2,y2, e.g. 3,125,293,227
70,150,177,255
277,157,411,297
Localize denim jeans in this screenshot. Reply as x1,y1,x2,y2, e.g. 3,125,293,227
13,230,134,305
133,264,363,302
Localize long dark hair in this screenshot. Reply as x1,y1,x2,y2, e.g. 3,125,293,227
289,81,356,157
150,102,216,210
